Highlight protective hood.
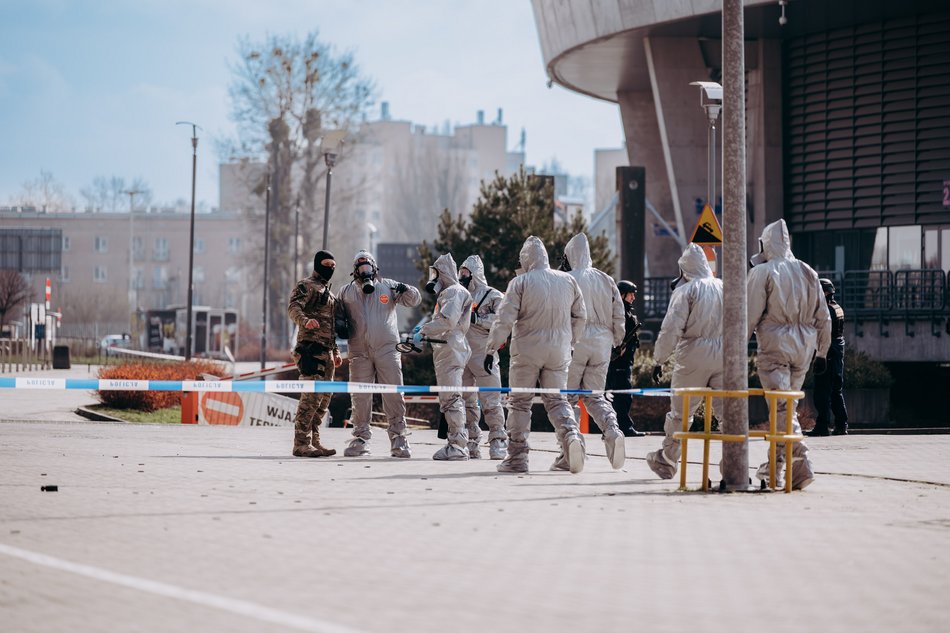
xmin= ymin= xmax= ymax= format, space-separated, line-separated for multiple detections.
xmin=460 ymin=254 xmax=488 ymax=291
xmin=519 ymin=236 xmax=550 ymax=272
xmin=678 ymin=243 xmax=713 ymax=282
xmin=759 ymin=219 xmax=794 ymax=263
xmin=564 ymin=233 xmax=593 ymax=270
xmin=431 ymin=253 xmax=459 ymax=287
xmin=353 ymin=249 xmax=378 ymax=278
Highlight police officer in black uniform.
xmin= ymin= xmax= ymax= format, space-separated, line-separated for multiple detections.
xmin=808 ymin=278 xmax=849 ymax=436
xmin=607 ymin=280 xmax=645 ymax=437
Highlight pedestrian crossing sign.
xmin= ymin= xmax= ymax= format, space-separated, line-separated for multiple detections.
xmin=690 ymin=204 xmax=723 ymax=245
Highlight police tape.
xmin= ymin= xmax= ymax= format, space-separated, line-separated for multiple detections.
xmin=0 ymin=376 xmax=670 ymax=396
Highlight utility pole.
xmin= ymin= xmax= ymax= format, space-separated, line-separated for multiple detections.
xmin=720 ymin=0 xmax=750 ymax=489
xmin=176 ymin=121 xmax=201 ymax=362
xmin=261 ymin=181 xmax=271 ymax=371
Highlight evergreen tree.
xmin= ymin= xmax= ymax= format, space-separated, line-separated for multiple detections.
xmin=418 ymin=167 xmax=613 ymax=293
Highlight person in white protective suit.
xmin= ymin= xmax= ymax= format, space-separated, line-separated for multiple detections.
xmin=747 ymin=219 xmax=830 ymax=490
xmin=339 ymin=250 xmax=421 ymax=458
xmin=458 ymin=255 xmax=508 ymax=460
xmin=553 ymin=233 xmax=627 ymax=471
xmin=646 ymin=243 xmax=724 ymax=480
xmin=418 ymin=253 xmax=474 ymax=460
xmin=486 ymin=236 xmax=587 ymax=474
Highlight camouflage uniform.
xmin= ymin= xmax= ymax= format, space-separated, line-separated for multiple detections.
xmin=288 ymin=272 xmax=339 ymax=457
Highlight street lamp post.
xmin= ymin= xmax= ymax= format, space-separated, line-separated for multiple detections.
xmin=260 ymin=181 xmax=271 ymax=371
xmin=122 ymin=187 xmax=145 ymax=332
xmin=176 ymin=121 xmax=200 ymax=362
xmin=319 ymin=131 xmax=346 ymax=250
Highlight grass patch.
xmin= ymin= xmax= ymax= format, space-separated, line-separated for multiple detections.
xmin=86 ymin=404 xmax=182 ymax=424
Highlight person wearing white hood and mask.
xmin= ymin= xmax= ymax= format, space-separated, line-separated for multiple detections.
xmin=487 ymin=236 xmax=587 ymax=474
xmin=458 ymin=255 xmax=508 ymax=460
xmin=417 ymin=253 xmax=474 ymax=460
xmin=747 ymin=218 xmax=831 ymax=490
xmin=339 ymin=250 xmax=421 ymax=458
xmin=554 ymin=233 xmax=627 ymax=471
xmin=646 ymin=243 xmax=724 ymax=480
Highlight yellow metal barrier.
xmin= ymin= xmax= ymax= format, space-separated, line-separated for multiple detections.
xmin=670 ymin=387 xmax=805 ymax=493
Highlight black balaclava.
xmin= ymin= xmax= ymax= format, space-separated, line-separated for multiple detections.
xmin=313 ymin=250 xmax=335 ymax=282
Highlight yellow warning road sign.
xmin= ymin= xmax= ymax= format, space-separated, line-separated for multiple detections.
xmin=690 ymin=204 xmax=723 ymax=245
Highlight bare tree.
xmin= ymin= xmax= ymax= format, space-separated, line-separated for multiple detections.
xmin=80 ymin=176 xmax=153 ymax=212
xmin=0 ymin=270 xmax=30 ymax=330
xmin=222 ymin=31 xmax=375 ymax=349
xmin=10 ymin=170 xmax=75 ymax=212
xmin=57 ymin=286 xmax=126 ymax=338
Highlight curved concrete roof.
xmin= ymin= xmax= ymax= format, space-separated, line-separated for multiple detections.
xmin=530 ymin=0 xmax=778 ymax=103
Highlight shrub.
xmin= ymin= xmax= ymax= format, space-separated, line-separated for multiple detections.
xmin=97 ymin=360 xmax=227 ymax=412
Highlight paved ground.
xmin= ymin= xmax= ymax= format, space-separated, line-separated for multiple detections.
xmin=2 ymin=405 xmax=949 ymax=633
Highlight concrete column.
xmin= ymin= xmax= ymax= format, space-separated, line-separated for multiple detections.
xmin=721 ymin=0 xmax=749 ymax=489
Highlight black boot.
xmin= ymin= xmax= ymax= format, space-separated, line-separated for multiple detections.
xmin=806 ymin=426 xmax=830 ymax=437
xmin=832 ymin=422 xmax=848 ymax=436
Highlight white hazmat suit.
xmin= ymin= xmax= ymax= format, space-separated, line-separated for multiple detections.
xmin=560 ymin=233 xmax=627 ymax=470
xmin=420 ymin=253 xmax=474 ymax=460
xmin=339 ymin=250 xmax=421 ymax=458
xmin=646 ymin=243 xmax=724 ymax=480
xmin=487 ymin=236 xmax=587 ymax=474
xmin=459 ymin=255 xmax=508 ymax=460
xmin=748 ymin=219 xmax=830 ymax=490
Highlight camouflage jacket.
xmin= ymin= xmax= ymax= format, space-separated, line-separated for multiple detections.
xmin=288 ymin=273 xmax=338 ymax=354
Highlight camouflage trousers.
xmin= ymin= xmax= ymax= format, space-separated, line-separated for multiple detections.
xmin=294 ymin=351 xmax=335 ymax=447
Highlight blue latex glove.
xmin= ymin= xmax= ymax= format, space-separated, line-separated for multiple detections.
xmin=412 ymin=329 xmax=424 ymax=345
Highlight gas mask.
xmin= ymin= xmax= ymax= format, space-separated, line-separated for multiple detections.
xmin=425 ymin=267 xmax=440 ymax=295
xmin=670 ymin=269 xmax=684 ymax=291
xmin=356 ymin=261 xmax=376 ymax=294
xmin=459 ymin=269 xmax=472 ymax=289
xmin=749 ymin=239 xmax=766 ymax=268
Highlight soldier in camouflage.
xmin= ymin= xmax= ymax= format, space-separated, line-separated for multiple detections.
xmin=287 ymin=250 xmax=343 ymax=457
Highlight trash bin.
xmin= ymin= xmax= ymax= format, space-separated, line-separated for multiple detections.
xmin=52 ymin=345 xmax=71 ymax=370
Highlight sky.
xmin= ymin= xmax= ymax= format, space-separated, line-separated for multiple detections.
xmin=0 ymin=0 xmax=625 ymax=211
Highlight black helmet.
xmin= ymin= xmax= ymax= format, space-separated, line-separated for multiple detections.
xmin=819 ymin=278 xmax=835 ymax=295
xmin=617 ymin=280 xmax=638 ymax=294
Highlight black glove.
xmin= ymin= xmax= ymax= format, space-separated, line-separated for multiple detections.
xmin=813 ymin=356 xmax=827 ymax=375
xmin=483 ymin=354 xmax=494 ymax=373
xmin=652 ymin=364 xmax=663 ymax=385
xmin=393 ymin=282 xmax=407 ymax=294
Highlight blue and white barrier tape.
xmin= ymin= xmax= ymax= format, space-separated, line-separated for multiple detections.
xmin=0 ymin=376 xmax=670 ymax=396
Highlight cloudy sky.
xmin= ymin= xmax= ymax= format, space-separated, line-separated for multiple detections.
xmin=0 ymin=0 xmax=624 ymax=210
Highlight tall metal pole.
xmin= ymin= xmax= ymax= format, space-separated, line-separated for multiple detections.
xmin=721 ymin=0 xmax=750 ymax=489
xmin=123 ymin=188 xmax=144 ymax=329
xmin=260 ymin=181 xmax=271 ymax=371
xmin=708 ymin=121 xmax=717 ymax=208
xmin=321 ymin=157 xmax=334 ymax=250
xmin=177 ymin=122 xmax=200 ymax=362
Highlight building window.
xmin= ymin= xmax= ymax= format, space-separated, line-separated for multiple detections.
xmin=95 ymin=236 xmax=108 ymax=253
xmin=154 ymin=237 xmax=169 ymax=261
xmin=888 ymin=226 xmax=921 ymax=271
xmin=194 ymin=238 xmax=205 ymax=254
xmin=152 ymin=267 xmax=167 ymax=290
xmin=194 ymin=266 xmax=205 ymax=283
xmin=62 ymin=236 xmax=70 ymax=251
xmin=228 ymin=237 xmax=241 ymax=254
xmin=133 ymin=236 xmax=144 ymax=261
xmin=94 ymin=266 xmax=108 ymax=282
xmin=59 ymin=266 xmax=70 ymax=283
xmin=133 ymin=267 xmax=145 ymax=290
xmin=225 ymin=266 xmax=241 ymax=283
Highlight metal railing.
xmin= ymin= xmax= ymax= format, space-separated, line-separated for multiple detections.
xmin=641 ymin=268 xmax=950 ymax=337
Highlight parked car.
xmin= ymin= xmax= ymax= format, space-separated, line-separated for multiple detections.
xmin=100 ymin=333 xmax=132 ymax=354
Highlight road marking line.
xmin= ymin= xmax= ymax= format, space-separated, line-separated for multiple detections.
xmin=0 ymin=543 xmax=368 ymax=633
